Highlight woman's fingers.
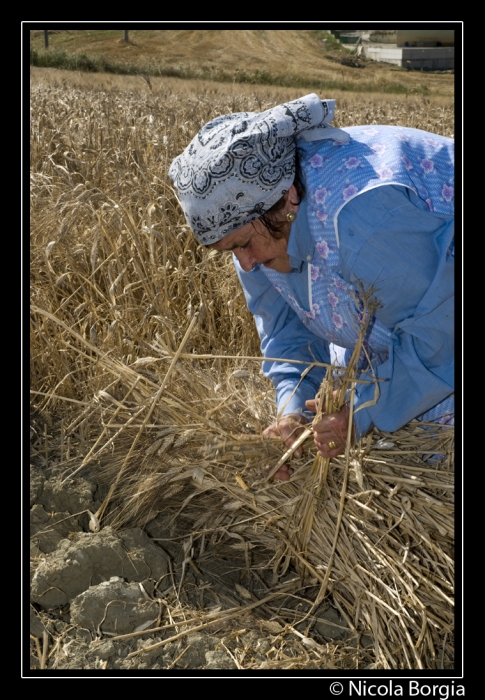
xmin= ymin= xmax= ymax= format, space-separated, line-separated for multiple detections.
xmin=263 ymin=414 xmax=308 ymax=458
xmin=305 ymin=399 xmax=317 ymax=412
xmin=265 ymin=463 xmax=293 ymax=481
xmin=262 ymin=415 xmax=308 ymax=478
xmin=312 ymin=404 xmax=350 ymax=457
xmin=262 ymin=404 xmax=351 ymax=473
xmin=305 ymin=390 xmax=338 ymax=415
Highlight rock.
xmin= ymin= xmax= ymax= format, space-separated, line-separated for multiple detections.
xmin=71 ymin=578 xmax=160 ymax=636
xmin=31 ymin=527 xmax=170 ymax=609
xmin=37 ymin=475 xmax=97 ymax=514
xmin=256 ymin=638 xmax=271 ymax=653
xmin=52 ymin=640 xmax=91 ymax=669
xmin=30 ymin=504 xmax=80 ymax=554
xmin=30 ymin=605 xmax=47 ymax=638
xmin=180 ymin=633 xmax=218 ymax=668
xmin=87 ymin=640 xmax=116 ymax=660
xmin=204 ymin=649 xmax=237 ymax=670
xmin=118 ymin=528 xmax=170 ymax=580
xmin=131 ymin=637 xmax=165 ymax=665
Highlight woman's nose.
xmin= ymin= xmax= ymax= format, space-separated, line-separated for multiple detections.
xmin=234 ymin=249 xmax=255 ymax=272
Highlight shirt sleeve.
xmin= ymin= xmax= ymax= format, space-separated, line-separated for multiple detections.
xmin=337 ymin=185 xmax=454 ymax=438
xmin=233 ymin=256 xmax=330 ymax=419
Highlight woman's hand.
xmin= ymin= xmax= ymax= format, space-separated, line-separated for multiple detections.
xmin=305 ymin=399 xmax=351 ymax=458
xmin=262 ymin=414 xmax=309 ymax=481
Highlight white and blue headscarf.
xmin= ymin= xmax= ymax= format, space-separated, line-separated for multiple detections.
xmin=168 ymin=94 xmax=349 ymax=245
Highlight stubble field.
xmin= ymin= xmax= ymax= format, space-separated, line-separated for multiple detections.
xmin=29 ymin=66 xmax=455 ymax=673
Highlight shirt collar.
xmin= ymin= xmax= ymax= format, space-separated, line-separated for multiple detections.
xmin=287 ymin=197 xmax=314 ymax=272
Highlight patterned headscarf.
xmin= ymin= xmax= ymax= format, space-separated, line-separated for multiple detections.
xmin=168 ymin=94 xmax=348 ymax=245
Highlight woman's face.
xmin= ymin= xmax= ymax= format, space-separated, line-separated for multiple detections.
xmin=211 ymin=218 xmax=292 ymax=273
xmin=210 ymin=185 xmax=298 ymax=273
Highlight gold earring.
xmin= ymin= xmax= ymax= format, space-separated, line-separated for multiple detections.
xmin=286 ymin=211 xmax=296 ymax=223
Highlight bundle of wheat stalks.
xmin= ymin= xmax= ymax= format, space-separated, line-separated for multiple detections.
xmin=30 ymin=78 xmax=454 ymax=670
xmin=31 ymin=262 xmax=455 ymax=670
xmin=50 ymin=315 xmax=454 ymax=670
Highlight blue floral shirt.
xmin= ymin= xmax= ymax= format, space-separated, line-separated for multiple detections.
xmin=234 ymin=184 xmax=454 ymax=438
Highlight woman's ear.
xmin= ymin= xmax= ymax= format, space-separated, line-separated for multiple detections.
xmin=285 ymin=183 xmax=300 ymax=210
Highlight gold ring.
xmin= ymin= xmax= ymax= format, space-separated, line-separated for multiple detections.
xmin=328 ymin=441 xmax=337 ymax=449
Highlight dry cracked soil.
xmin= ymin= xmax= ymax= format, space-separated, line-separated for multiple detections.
xmin=28 ymin=424 xmax=352 ymax=675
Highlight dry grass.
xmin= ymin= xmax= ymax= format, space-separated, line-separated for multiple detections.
xmin=29 ymin=71 xmax=455 ymax=670
xmin=29 ymin=29 xmax=455 ymax=97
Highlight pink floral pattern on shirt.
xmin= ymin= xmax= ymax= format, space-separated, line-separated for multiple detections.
xmin=333 ymin=277 xmax=347 ymax=291
xmin=306 ymin=303 xmax=320 ymax=320
xmin=377 ymin=167 xmax=393 ymax=179
xmin=310 ymin=153 xmax=323 ymax=168
xmin=315 ymin=188 xmax=328 ymax=204
xmin=332 ymin=312 xmax=344 ymax=329
xmin=442 ymin=184 xmax=453 ymax=202
xmin=343 ymin=185 xmax=358 ymax=200
xmin=421 ymin=159 xmax=434 ymax=174
xmin=345 ymin=157 xmax=361 ymax=169
xmin=402 ymin=155 xmax=414 ymax=170
xmin=316 ymin=241 xmax=329 ymax=258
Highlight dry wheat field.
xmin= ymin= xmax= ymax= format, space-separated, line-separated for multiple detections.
xmin=29 ymin=69 xmax=456 ymax=672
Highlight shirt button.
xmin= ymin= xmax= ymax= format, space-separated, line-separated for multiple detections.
xmin=306 ymin=255 xmax=312 ymax=261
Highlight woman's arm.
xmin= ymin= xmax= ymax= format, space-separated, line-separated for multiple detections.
xmin=337 ymin=184 xmax=454 ymax=438
xmin=233 ymin=257 xmax=330 ymax=418
xmin=234 ymin=258 xmax=332 ymax=479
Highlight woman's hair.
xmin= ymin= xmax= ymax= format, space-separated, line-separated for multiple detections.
xmin=257 ymin=150 xmax=305 ymax=240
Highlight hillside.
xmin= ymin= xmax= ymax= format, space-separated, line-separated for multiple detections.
xmin=29 ymin=29 xmax=454 ymax=97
